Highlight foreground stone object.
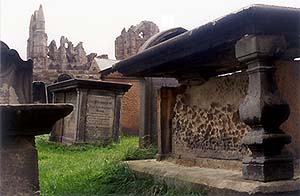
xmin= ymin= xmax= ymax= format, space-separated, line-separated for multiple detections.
xmin=0 ymin=104 xmax=73 ymax=196
xmin=48 ymin=78 xmax=131 ymax=144
xmin=236 ymin=35 xmax=293 ymax=181
xmin=0 ymin=41 xmax=73 ymax=196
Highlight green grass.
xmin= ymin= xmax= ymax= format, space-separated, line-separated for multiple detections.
xmin=37 ymin=135 xmax=206 ymax=196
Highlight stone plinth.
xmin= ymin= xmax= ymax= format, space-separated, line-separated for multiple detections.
xmin=48 ymin=79 xmax=131 ymax=144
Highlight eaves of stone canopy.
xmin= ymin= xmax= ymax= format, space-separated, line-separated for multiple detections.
xmin=110 ymin=4 xmax=300 ymax=79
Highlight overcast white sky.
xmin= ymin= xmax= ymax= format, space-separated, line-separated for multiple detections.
xmin=1 ymin=0 xmax=299 ymax=60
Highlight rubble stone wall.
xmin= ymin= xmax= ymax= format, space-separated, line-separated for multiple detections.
xmin=171 ymin=60 xmax=300 ymax=167
xmin=172 ymin=73 xmax=251 ymax=160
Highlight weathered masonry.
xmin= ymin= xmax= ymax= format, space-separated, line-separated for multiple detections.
xmin=108 ymin=4 xmax=300 ymax=195
xmin=48 ymin=79 xmax=131 ymax=144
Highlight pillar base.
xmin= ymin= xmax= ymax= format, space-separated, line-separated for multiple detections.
xmin=156 ymin=153 xmax=170 ymax=161
xmin=242 ymin=155 xmax=293 ymax=182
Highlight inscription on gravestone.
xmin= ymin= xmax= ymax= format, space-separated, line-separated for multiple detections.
xmin=86 ymin=95 xmax=115 ymax=139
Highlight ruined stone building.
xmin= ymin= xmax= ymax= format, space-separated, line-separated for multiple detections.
xmin=115 ymin=21 xmax=159 ymax=60
xmin=27 ymin=5 xmax=47 ymax=70
xmin=27 ymin=5 xmax=101 ymax=83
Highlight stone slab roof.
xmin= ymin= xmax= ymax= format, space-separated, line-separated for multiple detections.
xmin=109 ymin=5 xmax=300 ymax=79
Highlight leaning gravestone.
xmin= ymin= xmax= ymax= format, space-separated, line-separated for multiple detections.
xmin=0 ymin=41 xmax=73 ymax=196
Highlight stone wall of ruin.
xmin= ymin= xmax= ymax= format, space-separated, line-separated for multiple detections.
xmin=115 ymin=21 xmax=159 ymax=60
xmin=31 ymin=36 xmax=100 ymax=84
xmin=28 ymin=6 xmax=100 ymax=84
xmin=33 ymin=69 xmax=99 ymax=84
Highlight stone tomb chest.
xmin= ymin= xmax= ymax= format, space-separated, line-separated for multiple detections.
xmin=108 ymin=5 xmax=300 ymax=183
xmin=48 ymin=79 xmax=131 ymax=144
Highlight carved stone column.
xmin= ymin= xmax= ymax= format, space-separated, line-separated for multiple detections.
xmin=236 ymin=35 xmax=293 ymax=182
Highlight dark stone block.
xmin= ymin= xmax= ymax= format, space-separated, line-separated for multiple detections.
xmin=32 ymin=81 xmax=47 ymax=103
xmin=242 ymin=156 xmax=294 ymax=182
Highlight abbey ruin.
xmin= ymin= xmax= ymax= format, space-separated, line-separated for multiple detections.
xmin=115 ymin=21 xmax=159 ymax=60
xmin=27 ymin=5 xmax=100 ymax=83
xmin=27 ymin=5 xmax=161 ymax=136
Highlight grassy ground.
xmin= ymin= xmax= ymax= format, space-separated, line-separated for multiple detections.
xmin=37 ymin=135 xmax=206 ymax=196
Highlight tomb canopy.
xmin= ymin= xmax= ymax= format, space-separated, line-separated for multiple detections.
xmin=108 ymin=4 xmax=300 ymax=183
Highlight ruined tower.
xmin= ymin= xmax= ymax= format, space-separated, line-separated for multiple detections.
xmin=115 ymin=21 xmax=159 ymax=60
xmin=27 ymin=5 xmax=48 ymax=69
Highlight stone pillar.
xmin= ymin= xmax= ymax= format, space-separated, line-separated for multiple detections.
xmin=139 ymin=77 xmax=153 ymax=147
xmin=75 ymin=88 xmax=88 ymax=142
xmin=156 ymin=88 xmax=174 ymax=161
xmin=236 ymin=35 xmax=293 ymax=181
xmin=113 ymin=95 xmax=122 ymax=142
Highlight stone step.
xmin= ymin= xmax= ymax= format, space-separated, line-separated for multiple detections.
xmin=126 ymin=159 xmax=300 ymax=196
